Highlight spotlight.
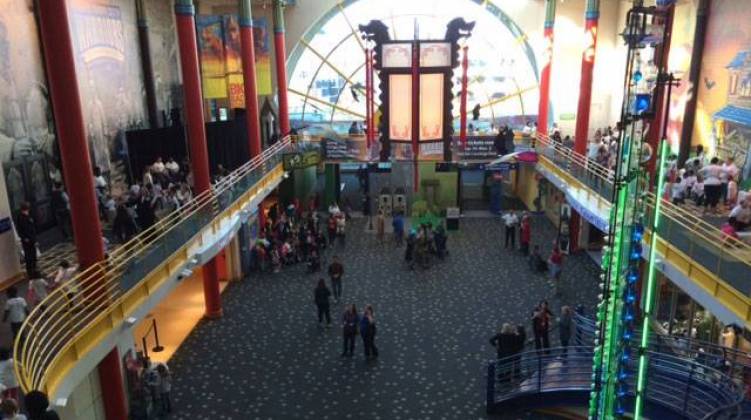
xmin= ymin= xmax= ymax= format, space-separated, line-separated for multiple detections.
xmin=283 ymin=172 xmax=290 ymax=179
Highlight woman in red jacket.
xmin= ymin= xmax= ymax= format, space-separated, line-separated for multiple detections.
xmin=519 ymin=214 xmax=531 ymax=255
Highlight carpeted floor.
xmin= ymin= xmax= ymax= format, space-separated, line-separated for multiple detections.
xmin=166 ymin=216 xmax=601 ymax=419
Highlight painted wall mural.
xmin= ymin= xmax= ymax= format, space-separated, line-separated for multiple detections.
xmin=0 ymin=0 xmax=55 ymax=163
xmin=144 ymin=0 xmax=183 ymax=117
xmin=694 ymin=0 xmax=751 ymax=186
xmin=665 ymin=0 xmax=696 ymax=153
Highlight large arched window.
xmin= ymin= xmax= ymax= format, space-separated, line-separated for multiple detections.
xmin=287 ymin=0 xmax=540 ymax=135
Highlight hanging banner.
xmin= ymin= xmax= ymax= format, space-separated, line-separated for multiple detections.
xmin=197 ymin=15 xmax=228 ymax=99
xmin=222 ymin=15 xmax=273 ymax=106
xmin=252 ymin=17 xmax=272 ymax=96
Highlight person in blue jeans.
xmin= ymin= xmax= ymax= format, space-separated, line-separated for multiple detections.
xmin=341 ymin=304 xmax=359 ymax=357
xmin=392 ymin=212 xmax=404 ymax=246
xmin=360 ymin=304 xmax=379 ymax=360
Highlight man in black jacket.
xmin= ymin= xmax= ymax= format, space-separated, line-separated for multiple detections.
xmin=17 ymin=202 xmax=37 ymax=276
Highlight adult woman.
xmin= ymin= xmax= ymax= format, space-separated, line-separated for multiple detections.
xmin=559 ymin=306 xmax=573 ymax=353
xmin=314 ymin=279 xmax=332 ymax=327
xmin=532 ymin=301 xmax=553 ymax=351
xmin=700 ymin=157 xmax=724 ymax=215
xmin=489 ymin=323 xmax=517 ymax=380
xmin=549 ymin=246 xmax=564 ymax=295
xmin=519 ymin=214 xmax=531 ymax=255
xmin=360 ymin=305 xmax=379 ymax=359
xmin=341 ymin=304 xmax=359 ymax=357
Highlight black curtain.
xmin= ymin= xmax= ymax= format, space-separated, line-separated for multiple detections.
xmin=125 ymin=114 xmax=251 ymax=184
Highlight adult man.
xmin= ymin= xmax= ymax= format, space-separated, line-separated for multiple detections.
xmin=502 ymin=211 xmax=519 ymax=250
xmin=17 ymin=202 xmax=37 ymax=276
xmin=328 ymin=256 xmax=344 ymax=302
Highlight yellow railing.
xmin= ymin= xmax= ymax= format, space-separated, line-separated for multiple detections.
xmin=14 ymin=137 xmax=294 ymax=396
xmin=534 ymin=133 xmax=751 ymax=315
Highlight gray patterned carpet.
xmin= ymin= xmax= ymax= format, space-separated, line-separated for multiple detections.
xmin=166 ymin=216 xmax=601 ymax=419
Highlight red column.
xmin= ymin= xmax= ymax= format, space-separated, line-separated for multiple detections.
xmin=411 ymin=41 xmax=420 ymax=192
xmin=537 ymin=0 xmax=557 ymax=137
xmin=365 ymin=47 xmax=372 ymax=148
xmin=570 ymin=2 xmax=600 ymax=252
xmin=37 ymin=1 xmax=127 ymax=418
xmin=460 ymin=46 xmax=469 ymax=147
xmin=573 ymin=20 xmax=599 ymax=154
xmin=175 ymin=0 xmax=222 ymax=318
xmin=273 ymin=0 xmax=290 ymax=137
xmin=239 ymin=0 xmax=262 ymax=158
xmin=644 ymin=5 xmax=675 ymax=181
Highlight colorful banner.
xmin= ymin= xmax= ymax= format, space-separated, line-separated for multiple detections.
xmin=197 ymin=15 xmax=272 ymax=102
xmin=197 ymin=15 xmax=227 ymax=99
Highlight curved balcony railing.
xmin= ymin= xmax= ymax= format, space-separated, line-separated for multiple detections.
xmin=486 ymin=346 xmax=744 ymax=419
xmin=14 ymin=137 xmax=295 ymax=396
xmin=573 ymin=313 xmax=751 ymax=380
xmin=534 ymin=133 xmax=751 ymax=297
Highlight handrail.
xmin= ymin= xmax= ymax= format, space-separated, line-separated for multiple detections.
xmin=14 ymin=137 xmax=296 ymax=395
xmin=573 ymin=313 xmax=751 ymax=372
xmin=487 ymin=345 xmax=744 ymax=419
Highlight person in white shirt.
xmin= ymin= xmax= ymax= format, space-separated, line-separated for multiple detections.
xmin=729 ymin=200 xmax=751 ymax=230
xmin=151 ymin=157 xmax=166 ymax=174
xmin=671 ymin=177 xmax=686 ymax=204
xmin=722 ymin=156 xmax=739 ymax=204
xmin=502 ymin=211 xmax=519 ymax=249
xmin=0 ymin=348 xmax=19 ymax=403
xmin=0 ymin=397 xmax=26 ymax=420
xmin=165 ymin=157 xmax=180 ymax=175
xmin=699 ymin=157 xmax=724 ymax=214
xmin=692 ymin=178 xmax=705 ymax=206
xmin=28 ymin=271 xmax=49 ymax=308
xmin=3 ymin=287 xmax=28 ymax=340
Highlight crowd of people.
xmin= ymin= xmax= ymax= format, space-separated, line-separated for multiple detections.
xmin=402 ymin=220 xmax=448 ymax=270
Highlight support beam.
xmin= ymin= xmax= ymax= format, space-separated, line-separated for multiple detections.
xmin=678 ymin=0 xmax=709 ymax=167
xmin=273 ymin=0 xmax=291 ymax=136
xmin=36 ymin=1 xmax=127 ymax=418
xmin=136 ymin=0 xmax=159 ymax=128
xmin=239 ymin=0 xmax=262 ymax=158
xmin=175 ymin=0 xmax=222 ymax=318
xmin=537 ymin=0 xmax=557 ymax=137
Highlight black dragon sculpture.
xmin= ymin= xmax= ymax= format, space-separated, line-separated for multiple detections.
xmin=358 ymin=20 xmax=391 ymax=160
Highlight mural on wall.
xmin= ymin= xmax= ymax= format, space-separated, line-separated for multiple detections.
xmin=0 ymin=0 xmax=55 ymax=163
xmin=694 ymin=0 xmax=751 ymax=186
xmin=70 ymin=0 xmax=146 ymax=174
xmin=145 ymin=0 xmax=183 ymax=117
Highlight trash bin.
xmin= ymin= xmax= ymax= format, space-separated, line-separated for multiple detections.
xmin=446 ymin=207 xmax=460 ymax=231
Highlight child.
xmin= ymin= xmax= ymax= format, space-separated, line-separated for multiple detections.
xmin=528 ymin=245 xmax=547 ymax=274
xmin=3 ymin=288 xmax=28 ymax=340
xmin=0 ymin=348 xmax=19 ymax=401
xmin=0 ymin=398 xmax=26 ymax=420
xmin=671 ymin=176 xmax=685 ymax=204
xmin=692 ymin=177 xmax=705 ymax=206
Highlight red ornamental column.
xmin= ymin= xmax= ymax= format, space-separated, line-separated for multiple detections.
xmin=175 ymin=0 xmax=223 ymax=318
xmin=573 ymin=0 xmax=600 ymax=156
xmin=460 ymin=46 xmax=469 ymax=147
xmin=570 ymin=0 xmax=600 ymax=252
xmin=644 ymin=4 xmax=675 ymax=181
xmin=365 ymin=48 xmax=373 ymax=150
xmin=537 ymin=0 xmax=557 ymax=137
xmin=273 ymin=0 xmax=291 ymax=137
xmin=37 ymin=1 xmax=127 ymax=419
xmin=239 ymin=0 xmax=262 ymax=158
xmin=411 ymin=41 xmax=420 ymax=192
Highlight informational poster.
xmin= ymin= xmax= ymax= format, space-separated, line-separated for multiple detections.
xmin=457 ymin=136 xmax=497 ymax=160
xmin=389 ymin=75 xmax=412 ymax=140
xmin=419 ymin=73 xmax=444 ymax=141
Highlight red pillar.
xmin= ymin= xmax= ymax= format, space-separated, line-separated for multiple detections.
xmin=273 ymin=0 xmax=290 ymax=137
xmin=460 ymin=46 xmax=469 ymax=147
xmin=175 ymin=0 xmax=222 ymax=318
xmin=537 ymin=0 xmax=557 ymax=137
xmin=570 ymin=1 xmax=600 ymax=252
xmin=365 ymin=47 xmax=372 ymax=148
xmin=239 ymin=0 xmax=262 ymax=158
xmin=37 ymin=1 xmax=127 ymax=418
xmin=411 ymin=41 xmax=420 ymax=192
xmin=573 ymin=3 xmax=600 ymax=156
